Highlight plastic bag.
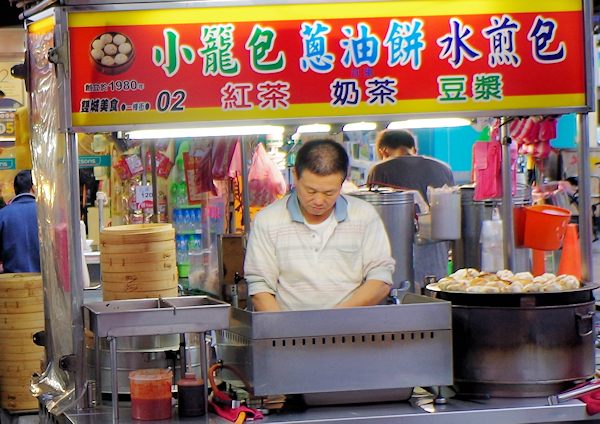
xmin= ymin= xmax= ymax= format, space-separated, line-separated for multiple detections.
xmin=472 ymin=141 xmax=517 ymax=200
xmin=183 ymin=140 xmax=217 ymax=203
xmin=212 ymin=137 xmax=239 ymax=180
xmin=248 ymin=143 xmax=287 ymax=206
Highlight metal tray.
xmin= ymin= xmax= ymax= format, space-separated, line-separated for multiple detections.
xmin=85 ymin=295 xmax=230 ymax=337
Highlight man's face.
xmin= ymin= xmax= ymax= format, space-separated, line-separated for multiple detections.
xmin=293 ymin=169 xmax=344 ymax=223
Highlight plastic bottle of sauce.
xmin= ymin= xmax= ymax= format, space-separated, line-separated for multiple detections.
xmin=177 ymin=372 xmax=206 ymax=417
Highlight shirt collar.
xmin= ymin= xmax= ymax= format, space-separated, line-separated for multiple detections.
xmin=286 ymin=190 xmax=348 ymax=223
xmin=10 ymin=193 xmax=35 ymax=203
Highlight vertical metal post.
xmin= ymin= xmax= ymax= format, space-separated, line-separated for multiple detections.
xmin=499 ymin=118 xmax=516 ymax=270
xmin=240 ymin=137 xmax=252 ymax=238
xmin=66 ymin=132 xmax=87 ymax=411
xmin=576 ymin=113 xmax=593 ymax=282
xmin=200 ymin=332 xmax=209 ymax=417
xmin=94 ymin=335 xmax=102 ymax=406
xmin=109 ymin=336 xmax=119 ymax=422
xmin=150 ymin=142 xmax=159 ymax=222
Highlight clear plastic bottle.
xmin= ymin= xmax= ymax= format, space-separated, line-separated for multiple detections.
xmin=480 ymin=219 xmax=504 ymax=272
xmin=182 ymin=209 xmax=191 ymax=233
xmin=193 ymin=208 xmax=202 ymax=232
xmin=176 ymin=235 xmax=189 ymax=264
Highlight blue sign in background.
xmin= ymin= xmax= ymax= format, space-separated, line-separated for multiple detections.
xmin=78 ymin=155 xmax=111 ymax=168
xmin=0 ymin=158 xmax=16 ymax=170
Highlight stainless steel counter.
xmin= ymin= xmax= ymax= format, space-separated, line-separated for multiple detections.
xmin=64 ymin=396 xmax=600 ymax=424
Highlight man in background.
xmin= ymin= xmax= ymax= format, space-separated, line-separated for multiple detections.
xmin=0 ymin=170 xmax=41 ymax=273
xmin=368 ymin=129 xmax=454 ymax=284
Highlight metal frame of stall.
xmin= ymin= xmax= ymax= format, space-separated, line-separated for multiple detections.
xmin=17 ymin=0 xmax=596 ymax=421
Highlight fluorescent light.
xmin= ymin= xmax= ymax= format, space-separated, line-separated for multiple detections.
xmin=388 ymin=118 xmax=471 ymax=129
xmin=126 ymin=125 xmax=285 ymax=139
xmin=343 ymin=122 xmax=377 ymax=132
xmin=296 ymin=124 xmax=331 ymax=134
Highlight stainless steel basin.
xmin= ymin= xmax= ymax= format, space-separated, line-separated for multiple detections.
xmin=84 ymin=295 xmax=230 ymax=337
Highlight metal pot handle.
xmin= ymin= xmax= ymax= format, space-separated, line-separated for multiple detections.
xmin=576 ymin=312 xmax=595 ymax=337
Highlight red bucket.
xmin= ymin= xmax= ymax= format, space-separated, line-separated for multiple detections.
xmin=523 ymin=204 xmax=571 ymax=251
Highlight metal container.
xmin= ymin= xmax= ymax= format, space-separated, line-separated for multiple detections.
xmin=427 ymin=285 xmax=597 ymax=397
xmin=454 ymin=185 xmax=531 ymax=272
xmin=347 ymin=190 xmax=415 ymax=286
xmin=216 ymin=294 xmax=452 ymax=404
xmin=86 ymin=334 xmax=202 ymax=394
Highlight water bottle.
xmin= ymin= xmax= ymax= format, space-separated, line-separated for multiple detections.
xmin=182 ymin=209 xmax=191 ymax=233
xmin=480 ymin=219 xmax=504 ymax=272
xmin=172 ymin=209 xmax=180 ymax=233
xmin=193 ymin=208 xmax=202 ymax=232
xmin=176 ymin=235 xmax=189 ymax=264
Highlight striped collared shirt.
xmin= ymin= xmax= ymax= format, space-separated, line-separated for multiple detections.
xmin=244 ymin=192 xmax=395 ymax=310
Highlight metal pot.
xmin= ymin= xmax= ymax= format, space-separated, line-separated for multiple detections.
xmin=427 ymin=285 xmax=597 ymax=397
xmin=347 ymin=189 xmax=415 ymax=286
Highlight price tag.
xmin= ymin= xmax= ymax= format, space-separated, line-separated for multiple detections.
xmin=134 ymin=185 xmax=153 ymax=209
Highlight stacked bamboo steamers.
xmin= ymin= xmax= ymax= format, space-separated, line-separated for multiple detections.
xmin=100 ymin=224 xmax=178 ymax=300
xmin=0 ymin=273 xmax=44 ymax=411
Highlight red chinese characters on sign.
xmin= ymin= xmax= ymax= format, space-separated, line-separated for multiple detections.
xmin=68 ymin=8 xmax=586 ymax=126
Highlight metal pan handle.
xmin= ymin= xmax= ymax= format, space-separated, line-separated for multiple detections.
xmin=576 ymin=311 xmax=595 ymax=337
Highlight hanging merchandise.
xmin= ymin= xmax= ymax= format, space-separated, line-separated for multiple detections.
xmin=248 ymin=143 xmax=287 ymax=207
xmin=183 ymin=139 xmax=217 ymax=203
xmin=509 ymin=116 xmax=558 ymax=160
xmin=211 ymin=137 xmax=239 ymax=180
xmin=473 ymin=123 xmax=518 ymax=201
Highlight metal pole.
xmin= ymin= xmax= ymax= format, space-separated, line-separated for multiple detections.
xmin=240 ymin=137 xmax=252 ymax=238
xmin=109 ymin=336 xmax=119 ymax=422
xmin=499 ymin=117 xmax=516 ymax=270
xmin=150 ymin=142 xmax=160 ymax=222
xmin=576 ymin=113 xmax=593 ymax=282
xmin=66 ymin=132 xmax=87 ymax=411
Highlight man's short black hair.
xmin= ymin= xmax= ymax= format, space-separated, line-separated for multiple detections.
xmin=14 ymin=169 xmax=33 ymax=195
xmin=376 ymin=129 xmax=416 ymax=151
xmin=294 ymin=139 xmax=349 ymax=181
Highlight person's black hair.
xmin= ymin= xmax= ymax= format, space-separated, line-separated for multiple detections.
xmin=14 ymin=169 xmax=33 ymax=195
xmin=294 ymin=139 xmax=349 ymax=180
xmin=376 ymin=129 xmax=416 ymax=151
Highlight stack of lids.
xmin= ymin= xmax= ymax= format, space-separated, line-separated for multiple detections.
xmin=100 ymin=224 xmax=178 ymax=301
xmin=0 ymin=273 xmax=44 ymax=411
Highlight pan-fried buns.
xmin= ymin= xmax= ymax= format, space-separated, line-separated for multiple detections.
xmin=431 ymin=268 xmax=581 ymax=293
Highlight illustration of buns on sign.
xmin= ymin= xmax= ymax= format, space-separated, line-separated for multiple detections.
xmin=90 ymin=32 xmax=135 ymax=75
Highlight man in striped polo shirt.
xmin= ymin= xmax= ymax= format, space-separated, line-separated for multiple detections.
xmin=244 ymin=139 xmax=395 ymax=311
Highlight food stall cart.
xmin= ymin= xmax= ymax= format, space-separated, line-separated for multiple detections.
xmin=14 ymin=0 xmax=598 ymax=422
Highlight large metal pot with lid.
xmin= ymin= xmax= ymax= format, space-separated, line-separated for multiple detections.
xmin=426 ymin=283 xmax=597 ymax=397
xmin=347 ymin=189 xmax=415 ymax=287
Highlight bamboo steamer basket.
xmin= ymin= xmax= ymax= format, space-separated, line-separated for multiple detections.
xmin=101 ymin=269 xmax=178 ymax=283
xmin=99 ymin=240 xmax=175 ymax=254
xmin=0 ymin=273 xmax=44 ymax=411
xmin=101 ymin=258 xmax=176 ymax=273
xmin=103 ymin=287 xmax=179 ymax=301
xmin=103 ymin=279 xmax=179 ymax=293
xmin=101 ymin=249 xmax=175 ymax=264
xmin=100 ymin=224 xmax=178 ymax=301
xmin=100 ymin=224 xmax=175 ymax=244
xmin=1 ymin=389 xmax=39 ymax=411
